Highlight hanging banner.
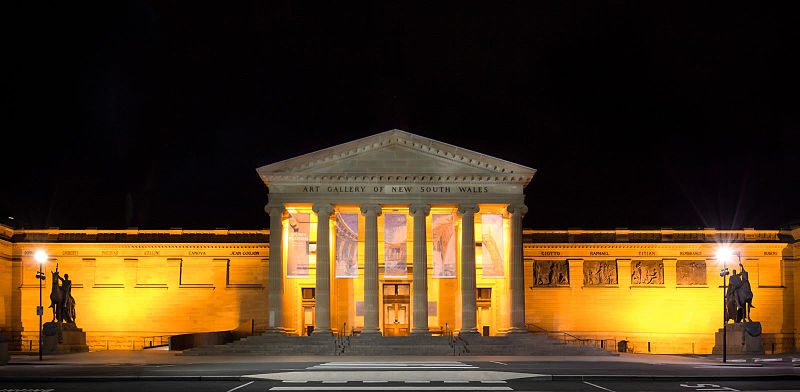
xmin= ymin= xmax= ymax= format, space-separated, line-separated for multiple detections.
xmin=383 ymin=213 xmax=407 ymax=278
xmin=432 ymin=214 xmax=456 ymax=278
xmin=335 ymin=212 xmax=359 ymax=278
xmin=481 ymin=214 xmax=505 ymax=278
xmin=286 ymin=212 xmax=310 ymax=278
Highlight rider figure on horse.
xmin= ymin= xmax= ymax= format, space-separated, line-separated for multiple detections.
xmin=49 ymin=265 xmax=76 ymax=324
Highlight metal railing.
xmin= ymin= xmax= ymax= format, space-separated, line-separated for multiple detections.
xmin=443 ymin=323 xmax=469 ymax=356
xmin=527 ymin=324 xmax=617 ymax=352
xmin=333 ymin=322 xmax=350 ymax=355
xmin=143 ymin=335 xmax=171 ymax=349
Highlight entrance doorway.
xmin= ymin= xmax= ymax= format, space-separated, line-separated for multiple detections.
xmin=301 ymin=287 xmax=315 ymax=336
xmin=477 ymin=287 xmax=491 ymax=336
xmin=383 ymin=284 xmax=410 ymax=336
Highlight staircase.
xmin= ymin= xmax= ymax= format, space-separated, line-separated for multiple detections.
xmin=180 ymin=332 xmax=614 ymax=356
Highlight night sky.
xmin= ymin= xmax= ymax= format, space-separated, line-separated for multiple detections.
xmin=3 ymin=2 xmax=799 ymax=231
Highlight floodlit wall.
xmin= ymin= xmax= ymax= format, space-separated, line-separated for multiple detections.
xmin=10 ymin=229 xmax=269 ymax=351
xmin=3 ymin=225 xmax=797 ymax=354
xmin=523 ymin=235 xmax=797 ymax=354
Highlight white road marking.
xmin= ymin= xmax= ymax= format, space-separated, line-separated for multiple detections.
xmin=443 ymin=381 xmax=469 ymax=383
xmin=405 ymin=381 xmax=430 ymax=383
xmin=322 ymin=381 xmax=346 ymax=383
xmin=482 ymin=380 xmax=508 ymax=383
xmin=792 ymin=358 xmax=800 ymax=362
xmin=269 ymin=388 xmax=512 ymax=391
xmin=308 ymin=361 xmax=476 ymax=370
xmin=225 ymin=381 xmax=254 ymax=392
xmin=490 ymin=361 xmax=508 ymax=365
xmin=584 ymin=380 xmax=616 ymax=392
xmin=694 ymin=365 xmax=765 ymax=369
xmin=282 ymin=380 xmax=307 ymax=383
xmin=726 ymin=359 xmax=747 ymax=363
xmin=362 ymin=381 xmax=387 ymax=383
xmin=754 ymin=358 xmax=783 ymax=362
xmin=246 ymin=370 xmax=543 ymax=382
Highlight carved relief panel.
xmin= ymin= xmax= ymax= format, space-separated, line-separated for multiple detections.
xmin=532 ymin=260 xmax=569 ymax=286
xmin=676 ymin=260 xmax=707 ymax=285
xmin=583 ymin=260 xmax=618 ymax=285
xmin=630 ymin=260 xmax=664 ymax=285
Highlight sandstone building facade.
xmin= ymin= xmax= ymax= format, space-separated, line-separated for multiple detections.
xmin=1 ymin=130 xmax=798 ymax=353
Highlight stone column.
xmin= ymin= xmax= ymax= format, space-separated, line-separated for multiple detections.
xmin=458 ymin=204 xmax=480 ymax=335
xmin=360 ymin=204 xmax=382 ymax=335
xmin=266 ymin=205 xmax=285 ymax=334
xmin=409 ymin=204 xmax=431 ymax=335
xmin=312 ymin=203 xmax=334 ymax=334
xmin=506 ymin=204 xmax=528 ymax=333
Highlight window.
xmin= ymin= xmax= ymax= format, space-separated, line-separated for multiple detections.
xmin=477 ymin=288 xmax=491 ymax=301
xmin=302 ymin=288 xmax=316 ymax=300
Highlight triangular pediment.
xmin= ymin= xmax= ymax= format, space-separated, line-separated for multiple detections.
xmin=256 ymin=129 xmax=536 ymax=185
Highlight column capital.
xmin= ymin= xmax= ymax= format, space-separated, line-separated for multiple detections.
xmin=360 ymin=204 xmax=382 ymax=216
xmin=408 ymin=204 xmax=431 ymax=216
xmin=312 ymin=203 xmax=334 ymax=217
xmin=456 ymin=204 xmax=480 ymax=216
xmin=507 ymin=204 xmax=528 ymax=216
xmin=265 ymin=204 xmax=285 ymax=216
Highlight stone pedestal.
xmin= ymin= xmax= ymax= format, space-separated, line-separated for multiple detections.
xmin=712 ymin=322 xmax=765 ymax=355
xmin=43 ymin=322 xmax=89 ymax=354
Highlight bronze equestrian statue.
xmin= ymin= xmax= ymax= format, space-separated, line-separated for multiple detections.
xmin=725 ymin=262 xmax=755 ymax=323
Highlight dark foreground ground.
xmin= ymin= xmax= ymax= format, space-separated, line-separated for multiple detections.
xmin=1 ymin=351 xmax=798 ymax=391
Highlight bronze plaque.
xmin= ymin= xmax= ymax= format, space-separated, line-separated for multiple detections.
xmin=583 ymin=260 xmax=617 ymax=285
xmin=532 ymin=260 xmax=569 ymax=286
xmin=631 ymin=260 xmax=664 ymax=285
xmin=676 ymin=260 xmax=706 ymax=285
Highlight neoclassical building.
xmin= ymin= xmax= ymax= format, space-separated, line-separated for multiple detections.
xmin=1 ymin=130 xmax=798 ymax=354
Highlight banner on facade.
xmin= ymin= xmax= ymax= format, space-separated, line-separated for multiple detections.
xmin=481 ymin=214 xmax=505 ymax=278
xmin=335 ymin=212 xmax=359 ymax=278
xmin=383 ymin=213 xmax=407 ymax=278
xmin=286 ymin=212 xmax=310 ymax=278
xmin=432 ymin=214 xmax=456 ymax=278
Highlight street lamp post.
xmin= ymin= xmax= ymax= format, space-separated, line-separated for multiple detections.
xmin=33 ymin=250 xmax=48 ymax=361
xmin=716 ymin=246 xmax=738 ymax=364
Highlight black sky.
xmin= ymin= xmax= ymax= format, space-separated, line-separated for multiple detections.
xmin=3 ymin=2 xmax=799 ymax=231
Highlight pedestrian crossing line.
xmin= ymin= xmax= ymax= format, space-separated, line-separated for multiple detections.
xmin=405 ymin=381 xmax=430 ymax=383
xmin=362 ymin=381 xmax=387 ymax=383
xmin=482 ymin=381 xmax=508 ymax=383
xmin=321 ymin=381 xmax=347 ymax=383
xmin=282 ymin=381 xmax=307 ymax=383
xmin=443 ymin=381 xmax=469 ymax=383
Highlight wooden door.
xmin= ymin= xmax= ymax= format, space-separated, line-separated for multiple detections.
xmin=382 ymin=284 xmax=410 ymax=336
xmin=383 ymin=303 xmax=409 ymax=336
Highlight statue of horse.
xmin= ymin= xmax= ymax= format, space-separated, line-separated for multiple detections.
xmin=49 ymin=270 xmax=64 ymax=322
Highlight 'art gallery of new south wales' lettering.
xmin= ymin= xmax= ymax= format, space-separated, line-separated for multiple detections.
xmin=1 ymin=130 xmax=798 ymax=354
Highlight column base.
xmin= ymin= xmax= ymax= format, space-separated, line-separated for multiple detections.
xmin=263 ymin=327 xmax=286 ymax=335
xmin=360 ymin=329 xmax=382 ymax=336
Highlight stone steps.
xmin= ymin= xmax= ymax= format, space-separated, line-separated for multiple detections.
xmin=180 ymin=332 xmax=615 ymax=356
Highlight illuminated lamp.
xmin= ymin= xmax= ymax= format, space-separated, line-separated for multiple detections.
xmin=33 ymin=250 xmax=48 ymax=361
